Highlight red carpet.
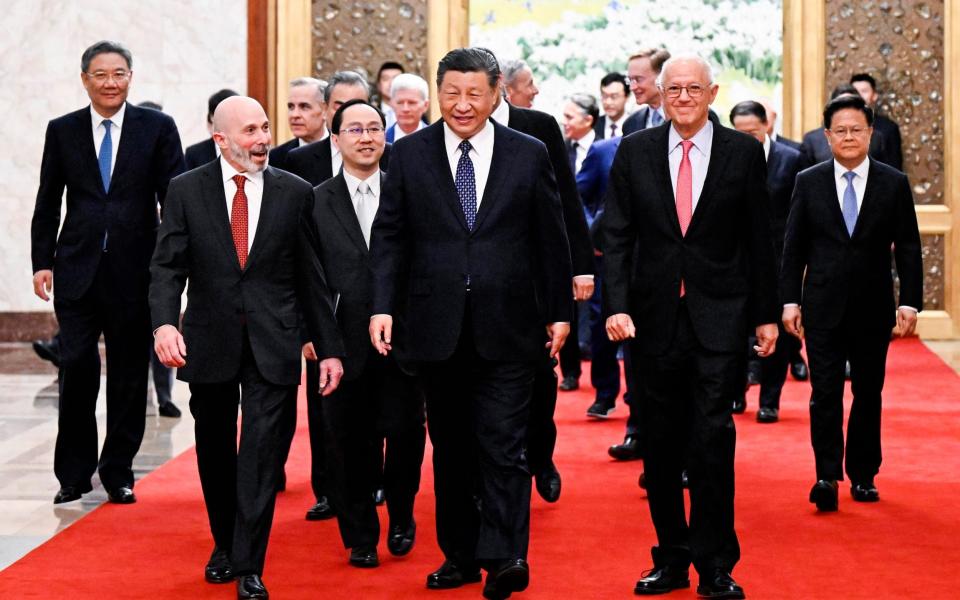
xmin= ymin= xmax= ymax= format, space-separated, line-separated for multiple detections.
xmin=2 ymin=337 xmax=959 ymax=598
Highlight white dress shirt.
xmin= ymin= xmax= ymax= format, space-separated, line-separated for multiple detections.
xmin=220 ymin=157 xmax=264 ymax=252
xmin=382 ymin=104 xmax=397 ymax=129
xmin=443 ymin=120 xmax=494 ymax=208
xmin=331 ymin=137 xmax=343 ymax=176
xmin=603 ymin=113 xmax=629 ymax=138
xmin=833 ymin=156 xmax=869 ymax=213
xmin=762 ymin=135 xmax=771 ymax=161
xmin=91 ymin=102 xmax=126 ymax=177
xmin=491 ymin=98 xmax=511 ymax=126
xmin=668 ymin=120 xmax=714 ymax=212
xmin=343 ymin=169 xmax=381 ymax=247
xmin=393 ymin=120 xmax=427 ymax=142
xmin=572 ymin=129 xmax=596 ymax=174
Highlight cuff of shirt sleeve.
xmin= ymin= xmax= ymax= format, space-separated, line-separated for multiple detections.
xmin=898 ymin=305 xmax=918 ymax=313
xmin=574 ymin=274 xmax=594 ymax=280
xmin=783 ymin=303 xmax=800 ymax=309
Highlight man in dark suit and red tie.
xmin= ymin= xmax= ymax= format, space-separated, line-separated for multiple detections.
xmin=369 ymin=48 xmax=573 ymax=600
xmin=31 ymin=40 xmax=185 ymax=506
xmin=781 ymin=94 xmax=922 ymax=512
xmin=603 ymin=56 xmax=779 ymax=599
xmin=150 ymin=96 xmax=344 ymax=599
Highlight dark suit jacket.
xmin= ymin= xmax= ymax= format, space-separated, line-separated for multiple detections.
xmin=766 ymin=140 xmax=804 ymax=254
xmin=602 ymin=122 xmax=779 ymax=355
xmin=285 ymin=137 xmax=392 ymax=187
xmin=370 ymin=121 xmax=573 ymax=362
xmin=184 ymin=138 xmax=216 ymax=171
xmin=774 ymin=135 xmax=801 ymax=151
xmin=780 ymin=159 xmax=922 ymax=331
xmin=873 ymin=114 xmax=903 ymax=171
xmin=577 ymin=137 xmax=621 ymax=250
xmin=800 ymin=126 xmax=900 ymax=171
xmin=506 ymin=104 xmax=594 ymax=276
xmin=31 ymin=102 xmax=185 ymax=302
xmin=622 ymin=106 xmax=652 ymax=136
xmin=268 ymin=137 xmax=300 ymax=172
xmin=149 ymin=161 xmax=343 ymax=386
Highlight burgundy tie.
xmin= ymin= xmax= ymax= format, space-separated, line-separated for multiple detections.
xmin=676 ymin=140 xmax=693 ymax=296
xmin=231 ymin=174 xmax=248 ymax=268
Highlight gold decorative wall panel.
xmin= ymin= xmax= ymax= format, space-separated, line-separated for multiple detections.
xmin=921 ymin=234 xmax=945 ymax=310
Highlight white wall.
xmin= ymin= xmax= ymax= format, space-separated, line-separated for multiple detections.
xmin=0 ymin=0 xmax=247 ymax=312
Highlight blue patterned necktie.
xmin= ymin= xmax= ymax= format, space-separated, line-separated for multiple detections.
xmin=455 ymin=139 xmax=477 ymax=231
xmin=98 ymin=119 xmax=113 ymax=192
xmin=650 ymin=109 xmax=663 ymax=127
xmin=842 ymin=171 xmax=858 ymax=236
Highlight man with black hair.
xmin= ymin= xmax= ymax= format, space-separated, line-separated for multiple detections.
xmin=184 ymin=88 xmax=239 ymax=170
xmin=782 ymin=93 xmax=922 ymax=512
xmin=594 ymin=72 xmax=630 ymax=139
xmin=376 ymin=61 xmax=405 ymax=128
xmin=851 ymin=73 xmax=903 ymax=171
xmin=799 ymin=83 xmax=895 ymax=169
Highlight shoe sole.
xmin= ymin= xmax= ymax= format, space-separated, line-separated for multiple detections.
xmin=756 ymin=415 xmax=778 ymax=423
xmin=809 ymin=488 xmax=838 ymax=512
xmin=349 ymin=559 xmax=380 ymax=568
xmin=587 ymin=407 xmax=616 ymax=419
xmin=204 ymin=574 xmax=235 ymax=584
xmin=305 ymin=511 xmax=335 ymax=521
xmin=695 ymin=586 xmax=744 ymax=599
xmin=634 ymin=580 xmax=690 ymax=595
xmin=489 ymin=565 xmax=530 ymax=597
xmin=426 ymin=572 xmax=482 ymax=589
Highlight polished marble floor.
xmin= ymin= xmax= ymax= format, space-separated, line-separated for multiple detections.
xmin=0 ymin=339 xmax=958 ymax=572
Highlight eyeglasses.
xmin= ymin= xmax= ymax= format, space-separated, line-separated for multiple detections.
xmin=660 ymin=84 xmax=707 ymax=99
xmin=626 ymin=75 xmax=647 ymax=85
xmin=85 ymin=70 xmax=131 ymax=84
xmin=828 ymin=126 xmax=870 ymax=138
xmin=339 ymin=126 xmax=385 ymax=137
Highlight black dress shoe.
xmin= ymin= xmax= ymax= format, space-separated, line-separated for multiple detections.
xmin=534 ymin=467 xmax=561 ymax=503
xmin=809 ymin=479 xmax=839 ymax=512
xmin=305 ymin=496 xmax=335 ymax=521
xmin=559 ymin=375 xmax=579 ymax=391
xmin=349 ymin=546 xmax=380 ymax=568
xmin=732 ymin=396 xmax=746 ymax=414
xmin=53 ymin=483 xmax=92 ymax=504
xmin=609 ymin=435 xmax=642 ymax=461
xmin=205 ymin=547 xmax=235 ymax=584
xmin=387 ymin=520 xmax=416 ymax=556
xmin=790 ymin=359 xmax=809 ymax=381
xmin=756 ymin=407 xmax=779 ymax=423
xmin=426 ymin=560 xmax=482 ymax=589
xmin=106 ymin=486 xmax=137 ymax=504
xmin=844 ymin=360 xmax=851 ymax=380
xmin=158 ymin=401 xmax=182 ymax=418
xmin=237 ymin=574 xmax=268 ymax=599
xmin=586 ymin=401 xmax=615 ymax=418
xmin=696 ymin=570 xmax=744 ymax=599
xmin=638 ymin=472 xmax=647 ymax=489
xmin=851 ymin=480 xmax=879 ymax=502
xmin=633 ymin=564 xmax=690 ymax=595
xmin=483 ymin=559 xmax=529 ymax=600
xmin=373 ymin=487 xmax=385 ymax=506
xmin=32 ymin=338 xmax=61 ymax=367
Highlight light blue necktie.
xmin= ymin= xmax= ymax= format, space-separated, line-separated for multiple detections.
xmin=455 ymin=140 xmax=477 ymax=231
xmin=650 ymin=109 xmax=664 ymax=127
xmin=98 ymin=120 xmax=113 ymax=193
xmin=842 ymin=171 xmax=858 ymax=236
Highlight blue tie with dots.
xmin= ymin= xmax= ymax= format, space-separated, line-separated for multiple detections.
xmin=455 ymin=139 xmax=477 ymax=231
xmin=99 ymin=120 xmax=113 ymax=193
xmin=842 ymin=171 xmax=858 ymax=236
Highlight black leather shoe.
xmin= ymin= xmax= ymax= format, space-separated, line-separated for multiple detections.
xmin=638 ymin=472 xmax=647 ymax=489
xmin=349 ymin=546 xmax=380 ymax=568
xmin=732 ymin=396 xmax=746 ymax=414
xmin=790 ymin=359 xmax=809 ymax=381
xmin=696 ymin=570 xmax=744 ymax=599
xmin=53 ymin=483 xmax=91 ymax=504
xmin=106 ymin=486 xmax=137 ymax=504
xmin=387 ymin=520 xmax=416 ymax=556
xmin=158 ymin=401 xmax=182 ymax=418
xmin=205 ymin=547 xmax=235 ymax=584
xmin=633 ymin=564 xmax=690 ymax=595
xmin=535 ymin=466 xmax=561 ymax=503
xmin=305 ymin=497 xmax=335 ymax=520
xmin=809 ymin=480 xmax=839 ymax=512
xmin=559 ymin=375 xmax=579 ymax=391
xmin=426 ymin=560 xmax=482 ymax=589
xmin=483 ymin=559 xmax=529 ymax=599
xmin=756 ymin=407 xmax=779 ymax=423
xmin=609 ymin=435 xmax=642 ymax=461
xmin=746 ymin=369 xmax=761 ymax=387
xmin=851 ymin=480 xmax=879 ymax=502
xmin=844 ymin=360 xmax=851 ymax=380
xmin=373 ymin=487 xmax=385 ymax=505
xmin=586 ymin=401 xmax=615 ymax=418
xmin=237 ymin=574 xmax=268 ymax=599
xmin=32 ymin=338 xmax=61 ymax=367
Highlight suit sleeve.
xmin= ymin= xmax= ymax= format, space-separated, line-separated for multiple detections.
xmin=892 ymin=174 xmax=923 ymax=310
xmin=149 ymin=176 xmax=190 ymax=330
xmin=369 ymin=142 xmax=409 ymax=316
xmin=532 ymin=144 xmax=574 ymax=323
xmin=297 ymin=189 xmax=346 ymax=359
xmin=154 ymin=115 xmax=186 ymax=209
xmin=31 ymin=121 xmax=65 ymax=273
xmin=779 ymin=175 xmax=809 ymax=306
xmin=744 ymin=142 xmax=779 ymax=326
xmin=600 ymin=142 xmax=636 ymax=316
xmin=576 ymin=144 xmax=603 ymax=217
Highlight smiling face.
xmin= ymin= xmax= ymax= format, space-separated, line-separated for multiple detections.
xmin=562 ymin=101 xmax=593 ymax=141
xmin=627 ymin=56 xmax=659 ymax=107
xmin=213 ymin=97 xmax=272 ymax=173
xmin=82 ymin=52 xmax=131 ymax=117
xmin=333 ymin=103 xmax=385 ymax=175
xmin=660 ymin=58 xmax=718 ymax=136
xmin=506 ymin=66 xmax=539 ymax=108
xmin=438 ymin=70 xmax=498 ymax=139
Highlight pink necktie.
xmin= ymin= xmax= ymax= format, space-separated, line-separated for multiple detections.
xmin=676 ymin=140 xmax=693 ymax=296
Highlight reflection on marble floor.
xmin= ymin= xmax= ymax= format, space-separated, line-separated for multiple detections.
xmin=0 ymin=343 xmax=196 ymax=570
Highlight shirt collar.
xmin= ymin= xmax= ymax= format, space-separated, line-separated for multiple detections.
xmin=491 ymin=98 xmax=511 ymax=126
xmin=444 ymin=119 xmax=494 ymax=158
xmin=833 ymin=156 xmax=870 ymax=181
xmin=762 ymin=135 xmax=770 ymax=160
xmin=342 ymin=169 xmax=381 ymax=199
xmin=574 ymin=129 xmax=596 ymax=149
xmin=91 ymin=102 xmax=126 ymax=129
xmin=668 ymin=119 xmax=714 ymax=156
xmin=220 ymin=155 xmax=264 ymax=186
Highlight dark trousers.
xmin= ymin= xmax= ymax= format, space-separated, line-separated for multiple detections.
xmin=589 ymin=259 xmax=620 ymax=404
xmin=323 ymin=353 xmax=425 ymax=549
xmin=420 ymin=309 xmax=536 ymax=566
xmin=758 ymin=322 xmax=800 ymax=409
xmin=805 ymin=323 xmax=890 ymax=482
xmin=526 ymin=354 xmax=558 ymax=477
xmin=277 ymin=360 xmax=328 ymax=502
xmin=635 ymin=302 xmax=741 ymax=575
xmin=188 ymin=337 xmax=296 ymax=576
xmin=53 ymin=263 xmax=150 ymax=490
xmin=558 ymin=303 xmax=581 ymax=379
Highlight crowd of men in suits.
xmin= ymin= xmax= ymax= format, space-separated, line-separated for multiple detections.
xmin=30 ymin=39 xmax=921 ymax=600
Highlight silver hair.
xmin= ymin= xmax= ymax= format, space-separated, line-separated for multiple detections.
xmin=500 ymin=59 xmax=531 ymax=86
xmin=389 ymin=73 xmax=429 ymax=101
xmin=290 ymin=77 xmax=328 ymax=102
xmin=323 ymin=71 xmax=371 ymax=103
xmin=656 ymin=55 xmax=715 ymax=87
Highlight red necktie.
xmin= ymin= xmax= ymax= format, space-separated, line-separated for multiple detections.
xmin=676 ymin=140 xmax=693 ymax=296
xmin=231 ymin=174 xmax=248 ymax=268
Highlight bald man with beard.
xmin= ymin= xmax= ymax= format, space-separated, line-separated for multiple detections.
xmin=150 ymin=96 xmax=344 ymax=599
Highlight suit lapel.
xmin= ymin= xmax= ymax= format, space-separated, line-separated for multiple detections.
xmin=246 ymin=167 xmax=281 ymax=271
xmin=420 ymin=123 xmax=469 ymax=232
xmin=473 ymin=122 xmax=511 ymax=232
xmin=200 ymin=161 xmax=243 ymax=273
xmin=327 ymin=173 xmax=368 ymax=253
xmin=820 ymin=161 xmax=851 ymax=238
xmin=851 ymin=160 xmax=881 ymax=239
xmin=110 ymin=103 xmax=138 ymax=193
xmin=687 ymin=125 xmax=732 ymax=235
xmin=649 ymin=124 xmax=682 ymax=237
xmin=74 ymin=109 xmax=106 ymax=196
